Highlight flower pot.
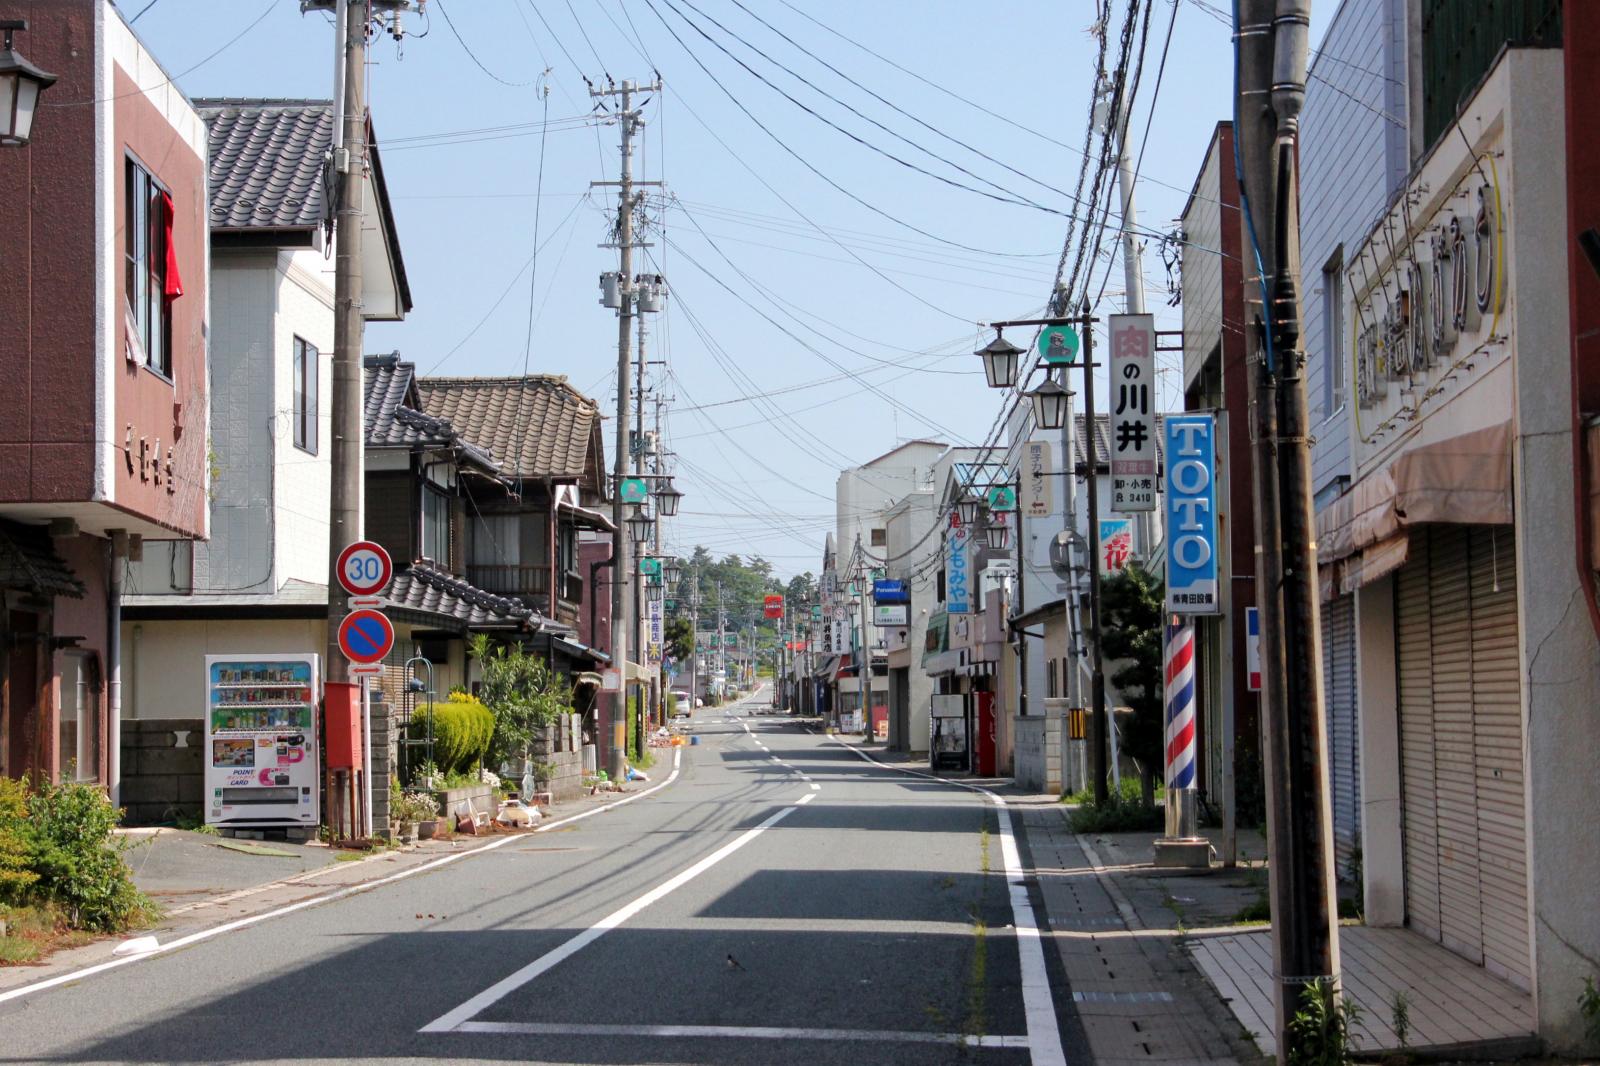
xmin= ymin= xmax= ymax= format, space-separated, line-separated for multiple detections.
xmin=417 ymin=819 xmax=438 ymax=840
xmin=398 ymin=821 xmax=417 ymax=844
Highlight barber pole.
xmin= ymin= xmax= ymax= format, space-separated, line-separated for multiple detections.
xmin=1162 ymin=621 xmax=1201 ymax=842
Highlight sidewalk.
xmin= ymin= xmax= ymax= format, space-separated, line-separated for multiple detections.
xmin=1018 ymin=809 xmax=1271 ymax=1064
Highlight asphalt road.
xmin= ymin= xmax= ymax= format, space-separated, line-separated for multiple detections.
xmin=0 ymin=690 xmax=1082 ymax=1065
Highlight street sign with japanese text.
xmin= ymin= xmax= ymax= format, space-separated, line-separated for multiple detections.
xmin=1164 ymin=414 xmax=1220 ymax=614
xmin=1108 ymin=314 xmax=1158 ymax=513
xmin=1024 ymin=441 xmax=1054 ymax=518
xmin=1038 ymin=324 xmax=1080 ymax=365
xmin=945 ymin=513 xmax=973 ymax=614
xmin=646 ymin=597 xmax=663 ymax=666
xmin=873 ymin=603 xmax=910 ymax=627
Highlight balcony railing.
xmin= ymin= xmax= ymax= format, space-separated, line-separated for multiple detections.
xmin=467 ymin=564 xmax=583 ymax=606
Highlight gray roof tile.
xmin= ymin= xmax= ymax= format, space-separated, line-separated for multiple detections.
xmin=0 ymin=522 xmax=86 ymax=599
xmin=387 ymin=563 xmax=540 ymax=629
xmin=417 ymin=376 xmax=600 ymax=481
xmin=194 ymin=98 xmax=333 ymax=232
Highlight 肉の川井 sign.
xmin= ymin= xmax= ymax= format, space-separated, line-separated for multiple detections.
xmin=1108 ymin=314 xmax=1157 ymax=513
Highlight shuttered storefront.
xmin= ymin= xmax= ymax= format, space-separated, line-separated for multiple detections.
xmin=1396 ymin=525 xmax=1529 ymax=989
xmin=1322 ymin=595 xmax=1360 ymax=880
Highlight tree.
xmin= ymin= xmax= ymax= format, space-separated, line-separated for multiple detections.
xmin=1099 ymin=563 xmax=1165 ymax=808
xmin=467 ymin=634 xmax=574 ymax=769
xmin=785 ymin=571 xmax=817 ymax=606
xmin=664 ymin=615 xmax=694 ymax=662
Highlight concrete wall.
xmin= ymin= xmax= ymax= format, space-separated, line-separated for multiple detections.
xmin=119 ymin=717 xmax=204 ymax=826
xmin=1013 ymin=700 xmax=1067 ymax=795
xmin=272 ymin=249 xmax=335 ymax=588
xmin=123 ymin=618 xmax=325 ymax=720
xmin=884 ymin=489 xmax=934 ymax=753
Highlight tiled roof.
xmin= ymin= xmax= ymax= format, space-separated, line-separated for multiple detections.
xmin=193 ymin=99 xmax=333 ymax=232
xmin=364 ymin=353 xmax=456 ymax=449
xmin=387 ymin=563 xmax=541 ymax=630
xmin=0 ymin=522 xmax=86 ymax=599
xmin=417 ymin=376 xmax=600 ymax=481
xmin=1073 ymin=414 xmax=1166 ymax=469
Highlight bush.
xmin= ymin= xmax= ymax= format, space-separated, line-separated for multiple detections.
xmin=0 ymin=779 xmax=152 ymax=932
xmin=1066 ymin=791 xmax=1165 ymax=834
xmin=411 ymin=692 xmax=494 ymax=776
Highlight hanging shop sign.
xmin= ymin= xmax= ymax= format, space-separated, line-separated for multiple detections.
xmin=1246 ymin=607 xmax=1261 ymax=692
xmin=985 ymin=484 xmax=1017 ymax=512
xmin=646 ymin=598 xmax=664 ymax=666
xmin=1108 ymin=313 xmax=1158 ymax=513
xmin=619 ymin=477 xmax=650 ymax=504
xmin=1024 ymin=441 xmax=1054 ymax=518
xmin=874 ymin=603 xmax=910 ymax=627
xmin=1163 ymin=413 xmax=1220 ymax=614
xmin=1100 ymin=518 xmax=1134 ymax=572
xmin=945 ymin=513 xmax=973 ymax=615
xmin=1038 ymin=324 xmax=1080 ymax=365
xmin=872 ymin=579 xmax=909 ymax=604
xmin=763 ymin=594 xmax=785 ymax=619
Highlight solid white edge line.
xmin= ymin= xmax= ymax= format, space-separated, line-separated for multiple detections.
xmin=0 ymin=748 xmax=686 ymax=1009
xmin=827 ymin=737 xmax=1069 ymax=1066
xmin=452 ymin=1020 xmax=1028 ymax=1047
xmin=421 ymin=787 xmax=813 ymax=1034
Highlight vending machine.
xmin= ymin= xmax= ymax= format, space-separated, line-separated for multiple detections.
xmin=204 ymin=654 xmax=319 ymax=830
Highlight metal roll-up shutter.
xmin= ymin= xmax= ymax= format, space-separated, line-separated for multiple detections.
xmin=1469 ymin=527 xmax=1530 ymax=989
xmin=1322 ymin=595 xmax=1360 ymax=880
xmin=1397 ymin=533 xmax=1441 ymax=943
xmin=1428 ymin=526 xmax=1485 ymax=965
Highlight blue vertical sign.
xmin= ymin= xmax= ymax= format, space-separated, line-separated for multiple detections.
xmin=1164 ymin=413 xmax=1220 ymax=615
xmin=945 ymin=517 xmax=972 ymax=614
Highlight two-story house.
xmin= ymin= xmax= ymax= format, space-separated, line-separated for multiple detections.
xmin=0 ymin=1 xmax=208 ymax=796
xmin=116 ymin=97 xmax=409 ymax=824
xmin=412 ymin=375 xmax=614 ymax=683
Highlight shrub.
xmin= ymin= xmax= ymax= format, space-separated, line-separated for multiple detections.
xmin=3 ymin=780 xmax=151 ymax=932
xmin=392 ymin=791 xmax=440 ymax=824
xmin=411 ymin=693 xmax=494 ymax=776
xmin=1066 ymin=791 xmax=1164 ymax=834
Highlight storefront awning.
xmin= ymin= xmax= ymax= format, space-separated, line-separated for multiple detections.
xmin=1317 ymin=421 xmax=1511 ymax=595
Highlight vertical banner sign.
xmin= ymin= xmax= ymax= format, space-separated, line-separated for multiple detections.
xmin=1099 ymin=518 xmax=1134 ymax=572
xmin=646 ymin=598 xmax=664 ymax=666
xmin=945 ymin=514 xmax=972 ymax=614
xmin=1024 ymin=440 xmax=1053 ymax=518
xmin=1108 ymin=314 xmax=1158 ymax=512
xmin=1246 ymin=607 xmax=1261 ymax=691
xmin=1163 ymin=621 xmax=1197 ymax=789
xmin=1164 ymin=413 xmax=1220 ymax=613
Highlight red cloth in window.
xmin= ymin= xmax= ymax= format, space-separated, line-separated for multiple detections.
xmin=161 ymin=191 xmax=183 ymax=300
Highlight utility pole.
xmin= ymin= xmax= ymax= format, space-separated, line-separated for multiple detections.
xmin=593 ymin=77 xmax=661 ymax=781
xmin=1235 ymin=0 xmax=1338 ymax=1054
xmin=634 ymin=309 xmax=649 ymax=758
xmin=1076 ymin=308 xmax=1110 ymax=805
xmin=320 ymin=0 xmax=369 ymax=690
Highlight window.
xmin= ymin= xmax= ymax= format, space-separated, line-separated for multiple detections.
xmin=293 ymin=337 xmax=319 ymax=453
xmin=558 ymin=521 xmax=578 ymax=575
xmin=125 ymin=157 xmax=177 ymax=379
xmin=421 ymin=487 xmax=451 ymax=567
xmin=870 ymin=527 xmax=887 ymax=547
xmin=1322 ymin=250 xmax=1345 ymax=417
xmin=58 ymin=652 xmax=101 ymax=782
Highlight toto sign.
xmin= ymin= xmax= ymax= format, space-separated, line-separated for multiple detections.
xmin=1163 ymin=414 xmax=1219 ymax=615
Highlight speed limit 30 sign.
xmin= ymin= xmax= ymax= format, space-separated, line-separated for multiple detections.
xmin=336 ymin=540 xmax=392 ymax=597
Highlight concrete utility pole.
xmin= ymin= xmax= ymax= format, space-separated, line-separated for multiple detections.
xmin=593 ymin=77 xmax=661 ymax=780
xmin=1235 ymin=0 xmax=1339 ymax=1053
xmin=1105 ymin=75 xmax=1148 ymax=317
xmin=321 ymin=0 xmax=369 ymax=689
xmin=634 ymin=309 xmax=648 ymax=759
xmin=1076 ymin=309 xmax=1111 ymax=806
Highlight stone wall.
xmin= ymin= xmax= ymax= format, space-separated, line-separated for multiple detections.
xmin=528 ymin=713 xmax=584 ymax=801
xmin=1013 ymin=701 xmax=1066 ymax=796
xmin=371 ymin=698 xmax=394 ymax=836
xmin=120 ymin=718 xmax=205 ymax=825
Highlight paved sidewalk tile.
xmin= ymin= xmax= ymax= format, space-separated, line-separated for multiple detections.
xmin=1020 ymin=805 xmax=1268 ymax=1065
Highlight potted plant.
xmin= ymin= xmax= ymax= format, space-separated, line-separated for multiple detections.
xmin=392 ymin=791 xmax=438 ymax=843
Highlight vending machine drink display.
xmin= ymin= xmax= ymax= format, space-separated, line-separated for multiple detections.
xmin=204 ymin=655 xmax=319 ymax=829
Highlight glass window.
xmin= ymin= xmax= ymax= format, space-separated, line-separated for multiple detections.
xmin=421 ymin=487 xmax=451 ymax=568
xmin=58 ymin=652 xmax=100 ymax=782
xmin=293 ymin=337 xmax=318 ymax=453
xmin=125 ymin=157 xmax=173 ymax=379
xmin=870 ymin=527 xmax=887 ymax=547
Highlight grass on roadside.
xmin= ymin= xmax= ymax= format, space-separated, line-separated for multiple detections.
xmin=0 ymin=904 xmax=97 ymax=966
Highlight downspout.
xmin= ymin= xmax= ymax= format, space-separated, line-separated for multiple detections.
xmin=547 ymin=477 xmax=558 ymax=619
xmin=108 ymin=532 xmax=126 ymax=807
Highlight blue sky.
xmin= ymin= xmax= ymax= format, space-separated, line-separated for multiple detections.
xmin=126 ymin=0 xmax=1331 ymax=579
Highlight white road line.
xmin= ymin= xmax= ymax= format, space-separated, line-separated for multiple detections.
xmin=422 ymin=787 xmax=814 ymax=1034
xmin=809 ymin=783 xmax=821 ymax=791
xmin=0 ymin=749 xmax=685 ymax=1009
xmin=828 ymin=739 xmax=1069 ymax=1066
xmin=452 ymin=1021 xmax=1028 ymax=1047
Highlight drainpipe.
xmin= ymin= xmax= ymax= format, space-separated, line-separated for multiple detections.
xmin=589 ymin=552 xmax=611 ymax=649
xmin=547 ymin=477 xmax=559 ymax=619
xmin=108 ymin=531 xmax=127 ymax=808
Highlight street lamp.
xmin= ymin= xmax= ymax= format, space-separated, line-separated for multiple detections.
xmin=0 ymin=20 xmax=57 ymax=147
xmin=983 ymin=516 xmax=1011 ymax=551
xmin=625 ymin=504 xmax=654 ymax=545
xmin=975 ymin=330 xmax=1023 ymax=390
xmin=645 ymin=581 xmax=664 ymax=603
xmin=653 ymin=479 xmax=684 ymax=518
xmin=1028 ymin=376 xmax=1072 ymax=431
xmin=956 ymin=493 xmax=984 ymax=527
xmin=663 ymin=557 xmax=682 ymax=587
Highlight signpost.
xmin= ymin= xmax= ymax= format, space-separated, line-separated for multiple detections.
xmin=1108 ymin=314 xmax=1158 ymax=513
xmin=338 ymin=609 xmax=394 ymax=665
xmin=335 ymin=540 xmax=392 ymax=841
xmin=336 ymin=540 xmax=392 ymax=598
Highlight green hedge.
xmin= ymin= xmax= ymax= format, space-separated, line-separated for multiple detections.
xmin=411 ymin=695 xmax=494 ymax=775
xmin=0 ymin=778 xmax=151 ymax=932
